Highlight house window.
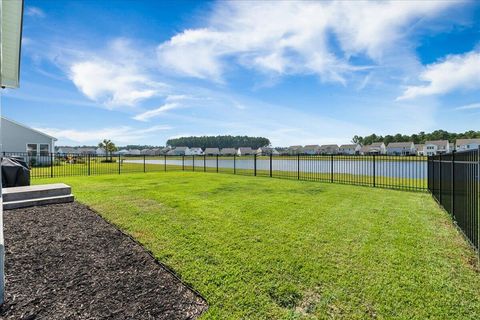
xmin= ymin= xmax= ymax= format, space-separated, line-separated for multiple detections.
xmin=40 ymin=144 xmax=50 ymax=156
xmin=27 ymin=144 xmax=38 ymax=156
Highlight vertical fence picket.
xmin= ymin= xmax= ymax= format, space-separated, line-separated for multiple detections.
xmin=254 ymin=154 xmax=257 ymax=176
xmin=270 ymin=153 xmax=273 ymax=177
xmin=50 ymin=153 xmax=54 ymax=178
xmin=216 ymin=154 xmax=219 ymax=173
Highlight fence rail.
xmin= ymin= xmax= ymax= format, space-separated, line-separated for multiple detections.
xmin=428 ymin=149 xmax=480 ymax=254
xmin=3 ymin=152 xmax=428 ymax=191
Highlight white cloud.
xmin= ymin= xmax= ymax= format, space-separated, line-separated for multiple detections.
xmin=133 ymin=103 xmax=181 ymax=121
xmin=157 ymin=1 xmax=456 ymax=83
xmin=455 ymin=102 xmax=480 ymax=110
xmin=67 ymin=39 xmax=167 ymax=108
xmin=25 ymin=6 xmax=45 ymax=18
xmin=36 ymin=125 xmax=171 ymax=144
xmin=398 ymin=50 xmax=480 ymax=100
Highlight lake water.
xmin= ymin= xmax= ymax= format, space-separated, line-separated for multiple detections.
xmin=125 ymin=158 xmax=427 ymax=179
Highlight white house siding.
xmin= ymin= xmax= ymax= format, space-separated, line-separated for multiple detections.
xmin=1 ymin=117 xmax=56 ymax=165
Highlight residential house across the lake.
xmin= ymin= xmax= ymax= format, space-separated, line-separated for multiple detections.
xmin=220 ymin=148 xmax=237 ymax=156
xmin=319 ymin=144 xmax=339 ymax=155
xmin=286 ymin=145 xmax=303 ymax=155
xmin=256 ymin=147 xmax=280 ymax=156
xmin=186 ymin=147 xmax=204 ymax=155
xmin=167 ymin=147 xmax=189 ymax=156
xmin=204 ymin=148 xmax=220 ymax=155
xmin=303 ymin=145 xmax=320 ymax=155
xmin=237 ymin=147 xmax=255 ymax=156
xmin=414 ymin=144 xmax=425 ymax=156
xmin=386 ymin=142 xmax=415 ymax=156
xmin=456 ymin=138 xmax=480 ymax=152
xmin=360 ymin=142 xmax=386 ymax=155
xmin=339 ymin=144 xmax=360 ymax=155
xmin=424 ymin=140 xmax=450 ymax=156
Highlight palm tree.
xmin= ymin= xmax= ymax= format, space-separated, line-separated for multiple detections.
xmin=98 ymin=139 xmax=117 ymax=161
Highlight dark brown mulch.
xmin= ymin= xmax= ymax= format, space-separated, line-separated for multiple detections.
xmin=0 ymin=202 xmax=207 ymax=320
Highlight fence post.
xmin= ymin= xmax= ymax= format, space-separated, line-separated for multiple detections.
xmin=269 ymin=153 xmax=272 ymax=177
xmin=118 ymin=154 xmax=121 ymax=174
xmin=373 ymin=155 xmax=376 ymax=187
xmin=234 ymin=154 xmax=236 ymax=174
xmin=297 ymin=154 xmax=300 ymax=180
xmin=88 ymin=154 xmax=91 ymax=176
xmin=478 ymin=147 xmax=480 ymax=255
xmin=330 ymin=154 xmax=334 ymax=183
xmin=254 ymin=154 xmax=257 ymax=176
xmin=182 ymin=155 xmax=185 ymax=171
xmin=50 ymin=153 xmax=54 ymax=178
xmin=193 ymin=155 xmax=195 ymax=172
xmin=144 ymin=154 xmax=146 ymax=173
xmin=439 ymin=153 xmax=442 ymax=204
xmin=204 ymin=154 xmax=206 ymax=172
xmin=216 ymin=154 xmax=219 ymax=173
xmin=164 ymin=155 xmax=167 ymax=172
xmin=451 ymin=151 xmax=455 ymax=217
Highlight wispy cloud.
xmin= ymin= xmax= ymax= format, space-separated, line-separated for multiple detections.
xmin=68 ymin=39 xmax=167 ymax=108
xmin=398 ymin=50 xmax=480 ymax=100
xmin=157 ymin=1 xmax=456 ymax=83
xmin=455 ymin=102 xmax=480 ymax=110
xmin=133 ymin=103 xmax=181 ymax=122
xmin=36 ymin=125 xmax=172 ymax=144
xmin=25 ymin=6 xmax=45 ymax=18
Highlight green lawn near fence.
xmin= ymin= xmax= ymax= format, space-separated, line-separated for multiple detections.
xmin=34 ymin=172 xmax=479 ymax=319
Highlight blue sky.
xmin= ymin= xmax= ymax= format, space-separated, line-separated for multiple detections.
xmin=2 ymin=0 xmax=480 ymax=146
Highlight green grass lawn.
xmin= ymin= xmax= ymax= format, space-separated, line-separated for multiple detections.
xmin=35 ymin=172 xmax=479 ymax=319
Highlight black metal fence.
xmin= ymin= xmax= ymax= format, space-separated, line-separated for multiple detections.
xmin=3 ymin=152 xmax=428 ymax=191
xmin=428 ymin=149 xmax=480 ymax=254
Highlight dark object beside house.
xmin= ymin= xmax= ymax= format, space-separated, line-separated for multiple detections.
xmin=2 ymin=157 xmax=30 ymax=188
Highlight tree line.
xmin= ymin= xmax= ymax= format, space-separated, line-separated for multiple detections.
xmin=166 ymin=135 xmax=271 ymax=149
xmin=352 ymin=130 xmax=480 ymax=146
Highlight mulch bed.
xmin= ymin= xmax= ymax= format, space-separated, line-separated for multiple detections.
xmin=0 ymin=202 xmax=207 ymax=319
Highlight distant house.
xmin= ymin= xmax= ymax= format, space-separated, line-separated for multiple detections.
xmin=414 ymin=144 xmax=425 ymax=156
xmin=424 ymin=140 xmax=450 ymax=156
xmin=76 ymin=147 xmax=96 ymax=155
xmin=127 ymin=149 xmax=141 ymax=155
xmin=237 ymin=147 xmax=255 ymax=156
xmin=287 ymin=145 xmax=303 ymax=155
xmin=2 ymin=117 xmax=57 ymax=158
xmin=220 ymin=148 xmax=236 ymax=156
xmin=117 ymin=149 xmax=130 ymax=155
xmin=456 ymin=138 xmax=480 ymax=152
xmin=167 ymin=147 xmax=189 ymax=156
xmin=360 ymin=142 xmax=386 ymax=155
xmin=256 ymin=147 xmax=280 ymax=156
xmin=386 ymin=142 xmax=415 ymax=156
xmin=57 ymin=147 xmax=78 ymax=154
xmin=96 ymin=147 xmax=106 ymax=156
xmin=204 ymin=148 xmax=220 ymax=155
xmin=187 ymin=147 xmax=203 ymax=155
xmin=157 ymin=147 xmax=171 ymax=155
xmin=339 ymin=144 xmax=360 ymax=155
xmin=303 ymin=145 xmax=320 ymax=155
xmin=319 ymin=144 xmax=339 ymax=155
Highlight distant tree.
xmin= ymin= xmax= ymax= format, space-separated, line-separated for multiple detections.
xmin=98 ymin=139 xmax=117 ymax=161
